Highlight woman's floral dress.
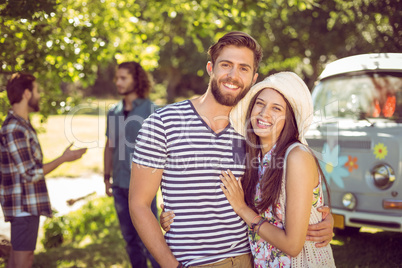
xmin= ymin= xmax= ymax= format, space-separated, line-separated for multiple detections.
xmin=248 ymin=146 xmax=323 ymax=268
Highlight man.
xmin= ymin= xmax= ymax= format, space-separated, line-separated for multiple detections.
xmin=129 ymin=32 xmax=333 ymax=267
xmin=0 ymin=73 xmax=87 ymax=268
xmin=104 ymin=61 xmax=159 ymax=268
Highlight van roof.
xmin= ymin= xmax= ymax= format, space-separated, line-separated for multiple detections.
xmin=319 ymin=53 xmax=402 ymax=80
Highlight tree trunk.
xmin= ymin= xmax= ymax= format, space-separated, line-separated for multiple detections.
xmin=166 ymin=67 xmax=182 ymax=103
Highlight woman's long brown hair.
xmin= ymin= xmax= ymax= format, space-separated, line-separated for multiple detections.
xmin=241 ymin=88 xmax=330 ymax=217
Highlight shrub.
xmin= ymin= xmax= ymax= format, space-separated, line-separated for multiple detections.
xmin=42 ymin=196 xmax=119 ymax=249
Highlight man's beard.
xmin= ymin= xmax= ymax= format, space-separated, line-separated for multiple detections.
xmin=118 ymin=87 xmax=136 ymax=96
xmin=28 ymin=96 xmax=40 ymax=112
xmin=210 ymin=77 xmax=252 ymax=107
xmin=117 ymin=82 xmax=136 ymax=96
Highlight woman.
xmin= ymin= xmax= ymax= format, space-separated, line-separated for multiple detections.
xmin=161 ymin=72 xmax=336 ymax=267
xmin=222 ymin=71 xmax=335 ymax=267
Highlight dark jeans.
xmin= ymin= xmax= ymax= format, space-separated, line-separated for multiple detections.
xmin=113 ymin=187 xmax=159 ymax=268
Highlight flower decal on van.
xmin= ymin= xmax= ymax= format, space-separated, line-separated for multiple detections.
xmin=373 ymin=143 xmax=388 ymax=160
xmin=344 ymin=155 xmax=359 ymax=172
xmin=320 ymin=143 xmax=349 ymax=188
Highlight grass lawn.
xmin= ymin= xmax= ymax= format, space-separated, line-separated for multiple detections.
xmin=331 ymin=228 xmax=402 ymax=267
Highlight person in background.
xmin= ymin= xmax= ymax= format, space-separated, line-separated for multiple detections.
xmin=130 ymin=32 xmax=334 ymax=267
xmin=104 ymin=61 xmax=159 ymax=268
xmin=0 ymin=72 xmax=87 ymax=268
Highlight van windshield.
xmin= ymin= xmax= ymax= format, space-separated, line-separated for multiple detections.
xmin=312 ymin=73 xmax=402 ymax=121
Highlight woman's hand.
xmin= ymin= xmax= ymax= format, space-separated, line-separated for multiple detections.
xmin=159 ymin=204 xmax=175 ymax=232
xmin=219 ymin=169 xmax=248 ymax=215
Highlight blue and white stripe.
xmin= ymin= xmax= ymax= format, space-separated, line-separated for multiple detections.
xmin=133 ymin=100 xmax=250 ymax=266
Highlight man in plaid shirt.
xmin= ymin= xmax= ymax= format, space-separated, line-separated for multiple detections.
xmin=0 ymin=73 xmax=87 ymax=268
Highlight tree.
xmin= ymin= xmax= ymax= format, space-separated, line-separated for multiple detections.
xmin=0 ymin=0 xmax=158 ymax=121
xmin=1 ymin=0 xmax=400 ymax=123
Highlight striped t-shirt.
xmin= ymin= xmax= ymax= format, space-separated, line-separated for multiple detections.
xmin=133 ymin=100 xmax=250 ymax=266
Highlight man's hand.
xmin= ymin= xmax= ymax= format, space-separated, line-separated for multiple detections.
xmin=104 ymin=176 xmax=113 ymax=197
xmin=306 ymin=206 xmax=334 ymax=247
xmin=43 ymin=143 xmax=87 ymax=175
xmin=61 ymin=143 xmax=87 ymax=162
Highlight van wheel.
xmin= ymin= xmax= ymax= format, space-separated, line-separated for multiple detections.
xmin=334 ymin=226 xmax=360 ymax=236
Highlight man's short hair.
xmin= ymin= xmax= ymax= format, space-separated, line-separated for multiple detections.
xmin=6 ymin=73 xmax=36 ymax=105
xmin=208 ymin=31 xmax=263 ymax=73
xmin=118 ymin=61 xmax=153 ymax=98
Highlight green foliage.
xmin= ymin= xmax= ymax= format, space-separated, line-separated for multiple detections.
xmin=329 ymin=0 xmax=401 ymax=52
xmin=35 ymin=196 xmax=137 ymax=267
xmin=150 ymin=83 xmax=168 ymax=106
xmin=0 ymin=0 xmax=159 ymax=121
xmin=0 ymin=91 xmax=9 ymax=123
xmin=41 ymin=196 xmax=119 ymax=250
xmin=1 ymin=0 xmax=401 ymax=120
xmin=0 ymin=0 xmax=57 ymax=18
xmin=41 ymin=217 xmax=64 ymax=249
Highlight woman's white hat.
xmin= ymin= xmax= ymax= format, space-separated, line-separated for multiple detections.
xmin=230 ymin=71 xmax=313 ymax=145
